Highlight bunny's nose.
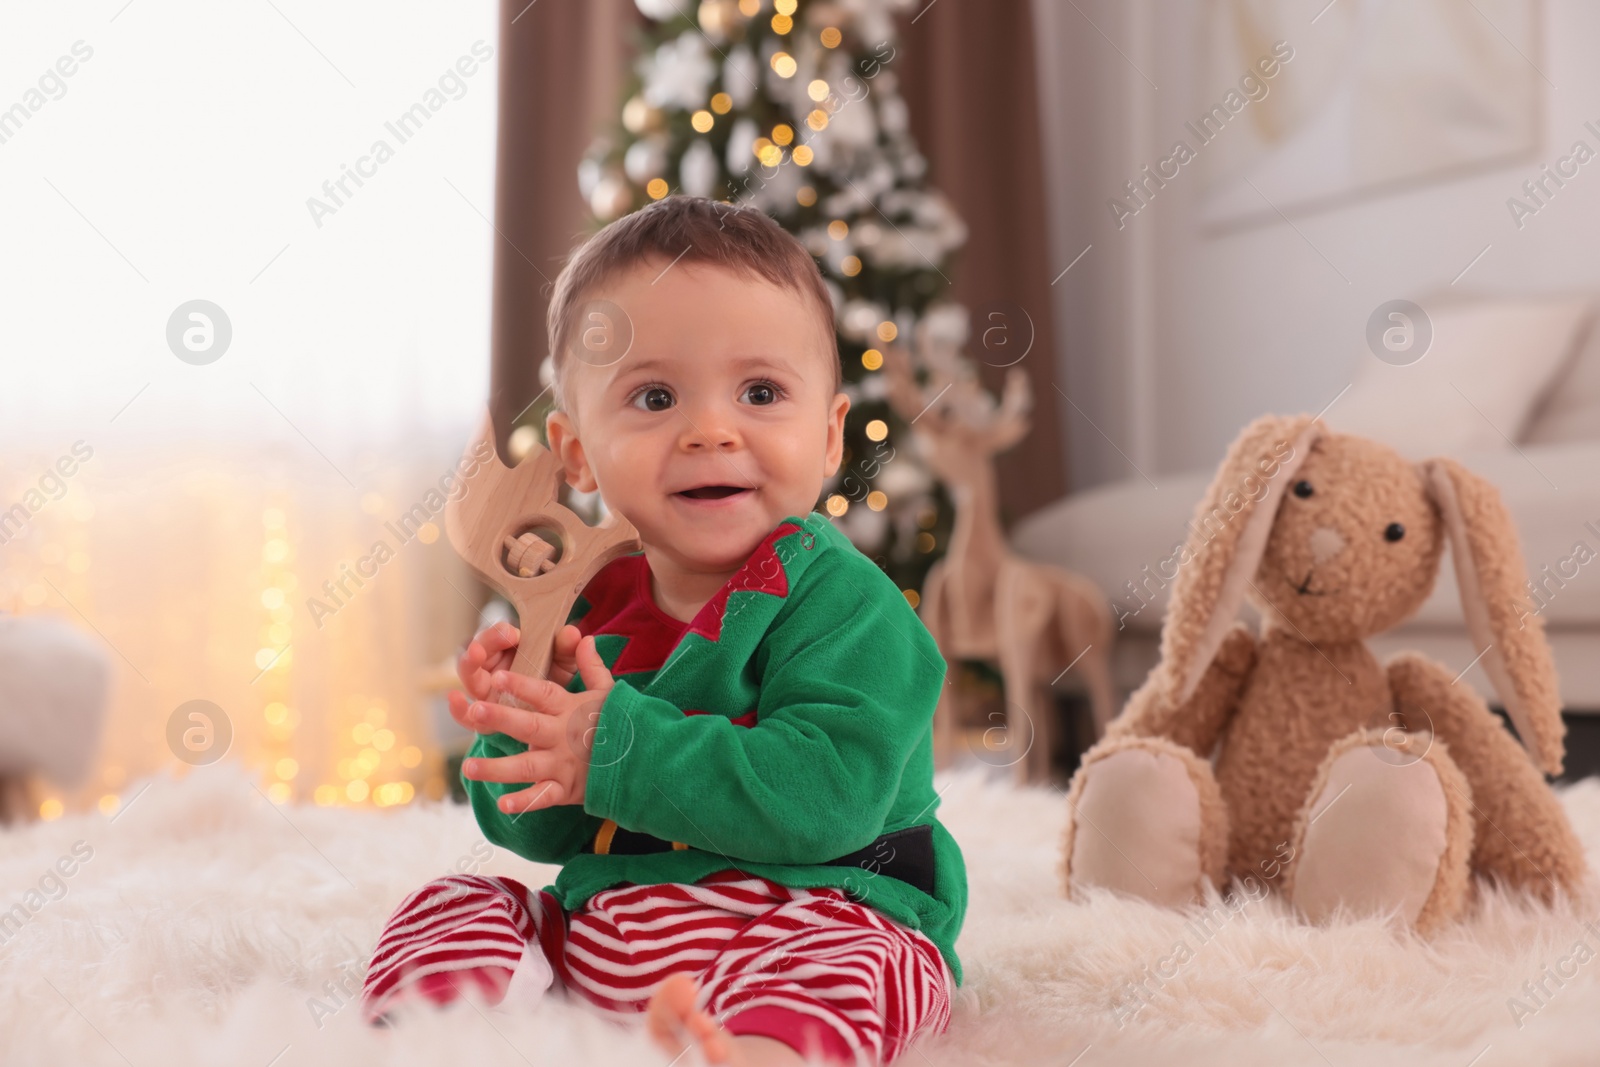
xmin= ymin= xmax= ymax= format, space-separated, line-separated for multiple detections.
xmin=1309 ymin=526 xmax=1345 ymax=564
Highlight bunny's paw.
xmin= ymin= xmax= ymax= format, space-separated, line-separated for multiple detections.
xmin=1287 ymin=728 xmax=1473 ymax=934
xmin=1061 ymin=735 xmax=1228 ymax=906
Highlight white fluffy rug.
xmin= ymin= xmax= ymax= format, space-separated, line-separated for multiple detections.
xmin=5 ymin=762 xmax=1600 ymax=1066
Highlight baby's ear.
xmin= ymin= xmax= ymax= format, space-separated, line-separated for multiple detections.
xmin=822 ymin=390 xmax=850 ymax=477
xmin=545 ymin=409 xmax=597 ymax=493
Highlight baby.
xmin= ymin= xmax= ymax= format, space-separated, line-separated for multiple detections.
xmin=361 ymin=196 xmax=967 ymax=1066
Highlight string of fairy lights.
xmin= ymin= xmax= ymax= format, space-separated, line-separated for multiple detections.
xmin=819 ymin=322 xmax=941 ymax=609
xmin=620 ymin=0 xmax=847 ymax=216
xmin=28 ymin=494 xmax=434 ymax=821
xmin=258 ymin=504 xmax=299 ymax=804
xmin=256 ymin=502 xmax=426 ymax=810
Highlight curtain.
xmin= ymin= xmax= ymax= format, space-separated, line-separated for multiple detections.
xmin=894 ymin=0 xmax=1070 ymax=518
xmin=488 ymin=0 xmax=642 ymax=443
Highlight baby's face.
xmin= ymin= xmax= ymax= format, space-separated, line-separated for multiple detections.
xmin=546 ymin=257 xmax=848 ymax=577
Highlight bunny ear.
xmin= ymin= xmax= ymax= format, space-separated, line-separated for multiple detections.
xmin=1163 ymin=414 xmax=1323 ymax=703
xmin=1423 ymin=458 xmax=1565 ymax=776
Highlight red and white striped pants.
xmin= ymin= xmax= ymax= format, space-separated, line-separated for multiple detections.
xmin=361 ymin=868 xmax=953 ymax=1064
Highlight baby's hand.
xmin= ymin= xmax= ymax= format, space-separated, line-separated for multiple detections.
xmin=450 ymin=622 xmax=584 ymax=718
xmin=454 ymin=621 xmax=519 ymax=702
xmin=458 ymin=635 xmax=616 ymax=813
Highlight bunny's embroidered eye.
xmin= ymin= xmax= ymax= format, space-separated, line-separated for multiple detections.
xmin=1384 ymin=522 xmax=1405 ymax=542
xmin=1293 ymin=480 xmax=1314 ymax=498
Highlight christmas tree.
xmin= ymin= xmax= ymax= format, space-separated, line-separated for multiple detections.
xmin=549 ymin=0 xmax=977 ymax=597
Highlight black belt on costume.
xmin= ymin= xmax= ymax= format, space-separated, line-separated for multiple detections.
xmin=582 ymin=819 xmax=936 ymax=897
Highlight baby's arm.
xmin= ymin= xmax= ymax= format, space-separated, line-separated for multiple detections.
xmin=582 ymin=552 xmax=941 ymax=866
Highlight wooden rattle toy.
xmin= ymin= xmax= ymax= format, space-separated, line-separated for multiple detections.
xmin=444 ymin=412 xmax=642 ymax=684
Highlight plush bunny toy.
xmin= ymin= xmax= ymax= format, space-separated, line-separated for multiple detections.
xmin=1061 ymin=413 xmax=1586 ymax=933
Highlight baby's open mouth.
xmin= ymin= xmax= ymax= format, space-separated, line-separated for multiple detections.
xmin=675 ymin=485 xmax=750 ymax=500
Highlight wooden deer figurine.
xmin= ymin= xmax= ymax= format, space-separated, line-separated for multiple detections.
xmin=882 ymin=330 xmax=1116 ymax=784
xmin=445 ymin=412 xmax=642 ymax=686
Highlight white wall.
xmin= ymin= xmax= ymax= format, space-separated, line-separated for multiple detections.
xmin=0 ymin=0 xmax=497 ymax=456
xmin=1035 ymin=0 xmax=1600 ymax=489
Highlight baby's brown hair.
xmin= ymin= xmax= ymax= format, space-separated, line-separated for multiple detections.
xmin=545 ymin=195 xmax=841 ymax=410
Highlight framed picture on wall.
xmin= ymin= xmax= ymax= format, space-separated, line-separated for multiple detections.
xmin=1198 ymin=0 xmax=1543 ymax=229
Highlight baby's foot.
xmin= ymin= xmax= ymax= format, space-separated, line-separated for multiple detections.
xmin=647 ymin=974 xmax=812 ymax=1065
xmin=647 ymin=973 xmax=732 ymax=1063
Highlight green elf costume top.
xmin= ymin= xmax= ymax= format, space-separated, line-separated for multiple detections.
xmin=463 ymin=510 xmax=969 ymax=986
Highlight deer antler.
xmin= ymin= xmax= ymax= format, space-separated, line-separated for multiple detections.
xmin=878 ymin=334 xmax=1032 ymax=455
xmin=880 ymin=342 xmax=941 ymax=429
xmin=985 ymin=366 xmax=1033 ymax=453
xmin=445 ymin=411 xmax=642 ymax=683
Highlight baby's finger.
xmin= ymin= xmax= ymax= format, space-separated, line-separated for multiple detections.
xmin=554 ymin=624 xmax=581 ymax=656
xmin=462 ymin=699 xmax=561 ymax=748
xmin=484 ymin=646 xmax=517 ymax=678
xmin=549 ymin=625 xmax=581 ymax=685
xmin=477 ymin=624 xmax=519 ymax=675
xmin=545 ymin=634 xmax=577 ymax=689
xmin=497 ymin=779 xmax=569 ymax=814
xmin=575 ymin=636 xmax=614 ymax=693
xmin=461 ymin=749 xmax=551 ymax=786
xmin=488 ymin=669 xmax=570 ymax=712
xmin=476 ymin=621 xmax=520 ymax=657
xmin=447 ymin=689 xmax=476 ymax=730
xmin=456 ymin=642 xmax=487 ymax=694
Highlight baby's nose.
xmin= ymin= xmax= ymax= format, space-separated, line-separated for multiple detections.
xmin=1309 ymin=525 xmax=1345 ymax=564
xmin=679 ymin=407 xmax=741 ymax=450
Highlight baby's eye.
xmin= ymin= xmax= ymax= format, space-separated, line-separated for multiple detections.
xmin=631 ymin=386 xmax=674 ymax=412
xmin=741 ymin=381 xmax=783 ymax=406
